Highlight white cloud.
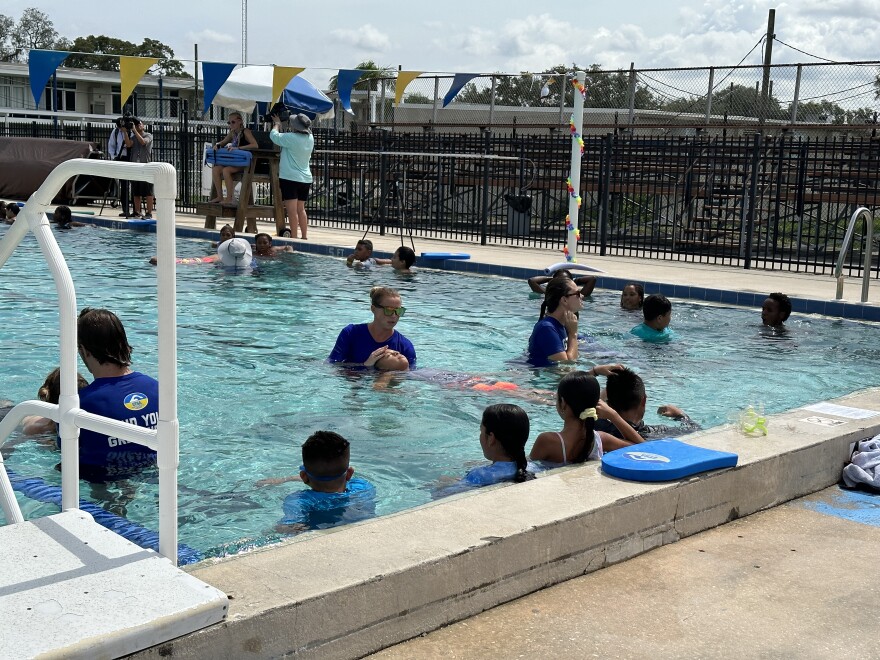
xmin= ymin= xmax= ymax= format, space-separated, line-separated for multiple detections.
xmin=185 ymin=29 xmax=237 ymax=45
xmin=330 ymin=24 xmax=391 ymax=52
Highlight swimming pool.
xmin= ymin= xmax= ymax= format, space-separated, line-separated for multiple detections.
xmin=2 ymin=224 xmax=880 ymax=556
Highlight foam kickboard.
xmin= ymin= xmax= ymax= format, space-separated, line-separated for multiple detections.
xmin=601 ymin=438 xmax=737 ymax=482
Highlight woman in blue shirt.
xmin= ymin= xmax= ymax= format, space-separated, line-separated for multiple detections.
xmin=328 ymin=286 xmax=416 ymax=370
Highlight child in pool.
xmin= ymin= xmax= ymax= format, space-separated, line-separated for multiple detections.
xmin=346 ymin=239 xmax=377 ymax=268
xmin=254 ymin=232 xmax=294 ymax=257
xmin=375 ymin=245 xmax=416 ymax=273
xmin=151 ymin=224 xmax=232 ymax=264
xmin=463 ymin=404 xmax=535 ymax=488
xmin=273 ymin=431 xmax=376 ymax=534
xmin=620 ymin=282 xmax=644 ymax=310
xmin=5 ymin=204 xmax=20 ymax=224
xmin=761 ymin=292 xmax=791 ymax=327
xmin=210 ymin=224 xmax=235 ymax=248
xmin=530 ymin=371 xmax=644 ymax=465
xmin=630 ymin=294 xmax=675 ymax=342
xmin=53 ymin=205 xmax=86 ymax=229
xmin=21 ymin=367 xmax=90 ymax=436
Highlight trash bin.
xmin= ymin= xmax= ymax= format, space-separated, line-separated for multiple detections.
xmin=505 ymin=194 xmax=532 ymax=237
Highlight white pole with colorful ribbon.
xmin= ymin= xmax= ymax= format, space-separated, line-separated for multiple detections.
xmin=565 ymin=70 xmax=586 ymax=262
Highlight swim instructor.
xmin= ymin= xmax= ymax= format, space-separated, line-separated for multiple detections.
xmin=328 ymin=286 xmax=416 ymax=370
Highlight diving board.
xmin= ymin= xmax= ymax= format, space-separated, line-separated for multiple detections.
xmin=0 ymin=510 xmax=227 ymax=659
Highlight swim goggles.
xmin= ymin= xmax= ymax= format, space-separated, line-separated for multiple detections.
xmin=299 ymin=465 xmax=348 ymax=481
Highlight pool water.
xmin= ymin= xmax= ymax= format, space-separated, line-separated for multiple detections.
xmin=2 ymin=224 xmax=880 ymax=556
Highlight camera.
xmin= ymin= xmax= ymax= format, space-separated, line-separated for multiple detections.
xmin=121 ymin=112 xmax=135 ymax=130
xmin=261 ymin=102 xmax=291 ymax=124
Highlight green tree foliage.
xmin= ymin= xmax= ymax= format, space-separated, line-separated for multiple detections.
xmin=453 ymin=64 xmax=661 ymax=109
xmin=662 ymin=83 xmax=786 ymax=120
xmin=790 ymin=100 xmax=846 ymax=123
xmin=328 ymin=60 xmax=394 ymax=92
xmin=404 ymin=92 xmax=433 ymax=104
xmin=0 ymin=8 xmax=68 ymax=61
xmin=65 ymin=35 xmax=189 ymax=77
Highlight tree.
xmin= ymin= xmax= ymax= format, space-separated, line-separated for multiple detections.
xmin=328 ymin=60 xmax=394 ymax=93
xmin=790 ymin=100 xmax=846 ymax=124
xmin=64 ymin=35 xmax=189 ymax=77
xmin=0 ymin=8 xmax=68 ymax=61
xmin=454 ymin=63 xmax=661 ymax=109
xmin=664 ymin=83 xmax=785 ymax=120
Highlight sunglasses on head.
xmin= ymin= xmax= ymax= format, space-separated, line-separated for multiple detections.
xmin=374 ymin=305 xmax=406 ymax=317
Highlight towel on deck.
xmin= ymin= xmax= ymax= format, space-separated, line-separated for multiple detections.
xmin=842 ymin=434 xmax=880 ymax=493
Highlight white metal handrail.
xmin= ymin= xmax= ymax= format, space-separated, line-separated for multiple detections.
xmin=0 ymin=158 xmax=181 ymax=564
xmin=834 ymin=206 xmax=875 ymax=303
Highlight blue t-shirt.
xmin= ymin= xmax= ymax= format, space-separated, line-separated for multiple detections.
xmin=328 ymin=323 xmax=417 ymax=367
xmin=527 ymin=316 xmax=568 ymax=367
xmin=279 ymin=476 xmax=376 ymax=530
xmin=69 ymin=371 xmax=159 ymax=480
xmin=269 ymin=129 xmax=314 ymax=183
xmin=630 ymin=323 xmax=675 ymax=343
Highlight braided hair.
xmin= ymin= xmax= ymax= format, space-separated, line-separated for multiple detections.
xmin=557 ymin=371 xmax=601 ymax=462
xmin=482 ymin=403 xmax=534 ymax=482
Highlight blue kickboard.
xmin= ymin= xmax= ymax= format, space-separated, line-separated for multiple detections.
xmin=420 ymin=252 xmax=471 ymax=260
xmin=127 ymin=218 xmax=157 ymax=228
xmin=601 ymin=438 xmax=737 ymax=482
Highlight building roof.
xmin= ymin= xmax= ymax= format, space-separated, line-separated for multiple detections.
xmin=0 ymin=61 xmax=196 ymax=90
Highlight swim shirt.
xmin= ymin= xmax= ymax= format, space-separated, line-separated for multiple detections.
xmin=279 ymin=476 xmax=376 ymax=530
xmin=269 ymin=129 xmax=314 ymax=183
xmin=70 ymin=371 xmax=159 ymax=480
xmin=527 ymin=316 xmax=568 ymax=367
xmin=328 ymin=323 xmax=417 ymax=367
xmin=596 ymin=415 xmax=701 ymax=441
xmin=630 ymin=323 xmax=675 ymax=343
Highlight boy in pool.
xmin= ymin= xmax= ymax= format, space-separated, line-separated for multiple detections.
xmin=274 ymin=431 xmax=376 ymax=534
xmin=761 ymin=292 xmax=792 ymax=327
xmin=630 ymin=293 xmax=675 ymax=342
xmin=595 ymin=367 xmax=701 ymax=441
xmin=5 ymin=204 xmax=20 ymax=224
xmin=52 ymin=205 xmax=86 ymax=229
xmin=375 ymin=246 xmax=416 ymax=273
xmin=254 ymin=232 xmax=294 ymax=257
xmin=346 ymin=239 xmax=377 ymax=268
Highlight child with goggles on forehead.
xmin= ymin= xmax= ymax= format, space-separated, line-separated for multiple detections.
xmin=273 ymin=431 xmax=376 ymax=535
xmin=328 ymin=286 xmax=416 ymax=370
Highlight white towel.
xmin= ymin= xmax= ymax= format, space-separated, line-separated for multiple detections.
xmin=842 ymin=434 xmax=880 ymax=490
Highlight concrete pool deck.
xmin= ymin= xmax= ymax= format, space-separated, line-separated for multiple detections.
xmin=65 ymin=208 xmax=880 ymax=657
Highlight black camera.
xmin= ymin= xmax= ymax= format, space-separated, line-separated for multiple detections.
xmin=261 ymin=102 xmax=291 ymax=123
xmin=121 ymin=112 xmax=135 ymax=130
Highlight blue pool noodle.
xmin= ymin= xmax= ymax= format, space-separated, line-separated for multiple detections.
xmin=6 ymin=468 xmax=202 ymax=566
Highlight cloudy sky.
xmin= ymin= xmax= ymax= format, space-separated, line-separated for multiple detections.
xmin=6 ymin=0 xmax=880 ymax=90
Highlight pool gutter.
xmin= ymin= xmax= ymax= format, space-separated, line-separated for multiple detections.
xmin=129 ymin=388 xmax=880 ymax=659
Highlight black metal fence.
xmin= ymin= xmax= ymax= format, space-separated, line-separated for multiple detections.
xmin=1 ymin=113 xmax=877 ymax=278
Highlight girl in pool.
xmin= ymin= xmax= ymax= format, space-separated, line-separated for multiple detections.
xmin=21 ymin=367 xmax=90 ymax=436
xmin=328 ymin=286 xmax=416 ymax=369
xmin=254 ymin=232 xmax=294 ymax=257
xmin=530 ymin=371 xmax=643 ymax=465
xmin=463 ymin=403 xmax=535 ymax=488
xmin=210 ymin=224 xmax=235 ymax=248
xmin=53 ymin=205 xmax=86 ymax=229
xmin=620 ymin=282 xmax=644 ymax=310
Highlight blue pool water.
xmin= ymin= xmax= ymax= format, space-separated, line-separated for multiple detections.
xmin=2 ymin=224 xmax=880 ymax=556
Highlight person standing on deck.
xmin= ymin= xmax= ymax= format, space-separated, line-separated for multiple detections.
xmin=270 ymin=112 xmax=314 ymax=239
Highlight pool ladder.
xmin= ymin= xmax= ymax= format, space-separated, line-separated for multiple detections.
xmin=835 ymin=207 xmax=875 ymax=303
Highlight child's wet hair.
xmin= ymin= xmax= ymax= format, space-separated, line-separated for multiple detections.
xmin=557 ymin=371 xmax=601 ymax=462
xmin=643 ymin=294 xmax=671 ymax=322
xmin=38 ymin=367 xmax=89 ymax=404
xmin=768 ymin=292 xmax=791 ymax=321
xmin=482 ymin=403 xmax=534 ymax=482
xmin=54 ymin=205 xmax=72 ymax=224
xmin=395 ymin=246 xmax=416 ymax=268
xmin=356 ymin=239 xmax=373 ymax=252
xmin=623 ymin=282 xmax=645 ymax=307
xmin=302 ymin=430 xmax=350 ymax=477
xmin=605 ymin=367 xmax=645 ymax=413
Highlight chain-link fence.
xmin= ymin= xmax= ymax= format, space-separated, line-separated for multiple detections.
xmin=336 ymin=61 xmax=880 ymax=137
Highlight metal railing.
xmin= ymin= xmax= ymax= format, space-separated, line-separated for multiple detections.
xmin=0 ymin=159 xmax=182 ymax=564
xmin=835 ymin=207 xmax=875 ymax=301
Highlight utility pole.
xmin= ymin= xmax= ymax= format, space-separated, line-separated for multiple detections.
xmin=241 ymin=0 xmax=248 ymax=65
xmin=759 ymin=8 xmax=775 ymax=126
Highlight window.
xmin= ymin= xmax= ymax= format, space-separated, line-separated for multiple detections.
xmin=43 ymin=80 xmax=76 ymax=112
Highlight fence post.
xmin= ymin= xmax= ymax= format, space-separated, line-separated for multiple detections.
xmin=627 ymin=63 xmax=636 ymax=127
xmin=743 ymin=132 xmax=761 ymax=268
xmin=705 ymin=67 xmax=715 ymax=123
xmin=558 ymin=72 xmax=567 ymax=125
xmin=598 ymin=133 xmax=613 ymax=256
xmin=790 ymin=64 xmax=802 ymax=123
xmin=488 ymin=75 xmax=497 ymax=127
xmin=181 ymin=100 xmax=190 ymax=209
xmin=378 ymin=130 xmax=388 ymax=236
xmin=432 ymin=76 xmax=439 ymax=127
xmin=479 ymin=129 xmax=491 ymax=245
